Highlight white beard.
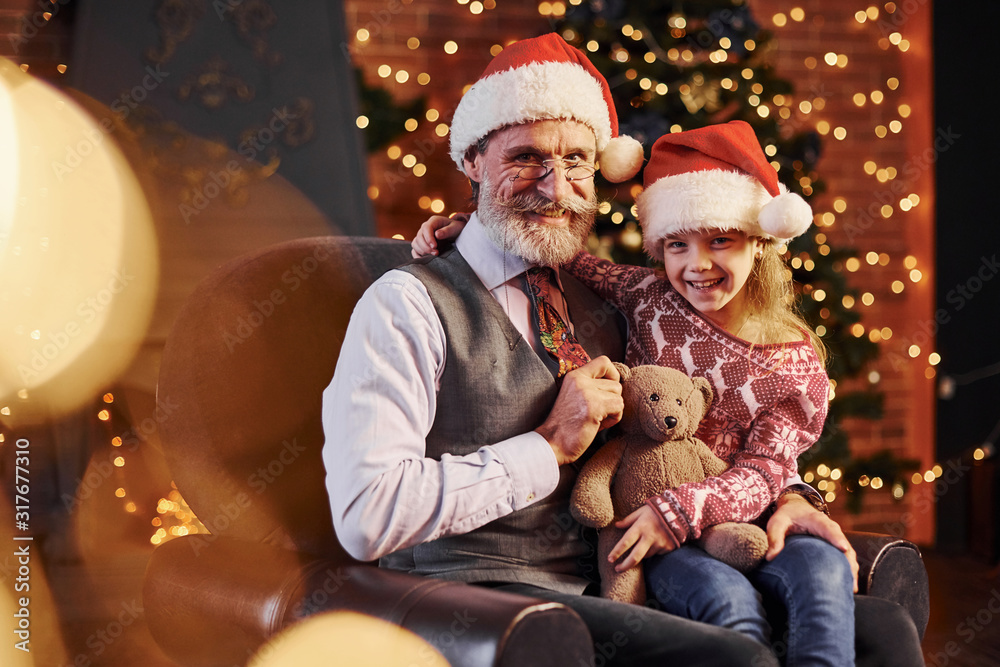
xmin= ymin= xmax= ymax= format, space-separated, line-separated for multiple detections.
xmin=477 ymin=173 xmax=597 ymax=267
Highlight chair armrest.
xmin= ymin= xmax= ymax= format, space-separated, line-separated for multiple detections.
xmin=846 ymin=531 xmax=929 ymax=639
xmin=142 ymin=535 xmax=594 ymax=667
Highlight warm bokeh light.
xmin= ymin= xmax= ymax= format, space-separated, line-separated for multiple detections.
xmin=249 ymin=612 xmax=449 ymax=667
xmin=0 ymin=58 xmax=158 ymax=425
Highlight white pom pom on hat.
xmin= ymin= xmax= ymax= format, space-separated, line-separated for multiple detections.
xmin=599 ymin=134 xmax=645 ymax=183
xmin=759 ymin=188 xmax=814 ymax=240
xmin=636 ymin=120 xmax=813 ymax=260
xmin=449 ymin=33 xmax=644 ymax=183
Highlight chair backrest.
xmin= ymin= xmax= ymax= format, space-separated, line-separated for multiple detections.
xmin=156 ymin=236 xmax=413 ymax=560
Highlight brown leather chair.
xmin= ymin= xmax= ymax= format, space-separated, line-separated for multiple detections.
xmin=142 ymin=236 xmax=929 ymax=666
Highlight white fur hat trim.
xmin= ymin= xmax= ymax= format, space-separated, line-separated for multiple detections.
xmin=638 ymin=169 xmax=812 ymax=260
xmin=449 ymin=61 xmax=611 ymax=174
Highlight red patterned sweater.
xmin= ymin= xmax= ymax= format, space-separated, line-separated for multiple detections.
xmin=565 ymin=252 xmax=830 ymax=545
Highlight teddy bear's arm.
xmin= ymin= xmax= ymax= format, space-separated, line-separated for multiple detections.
xmin=570 ymin=438 xmax=628 ymax=528
xmin=694 ymin=440 xmax=729 ymax=477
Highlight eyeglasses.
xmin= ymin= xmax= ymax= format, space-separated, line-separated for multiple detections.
xmin=509 ymin=158 xmax=596 ymax=183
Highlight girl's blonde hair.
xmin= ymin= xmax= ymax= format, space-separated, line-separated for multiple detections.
xmin=744 ymin=240 xmax=828 ymax=365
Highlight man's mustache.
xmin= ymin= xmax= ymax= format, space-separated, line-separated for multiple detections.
xmin=495 ymin=192 xmax=599 ymax=217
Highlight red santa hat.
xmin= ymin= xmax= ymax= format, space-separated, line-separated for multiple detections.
xmin=449 ymin=33 xmax=644 ymax=183
xmin=637 ymin=120 xmax=813 ymax=259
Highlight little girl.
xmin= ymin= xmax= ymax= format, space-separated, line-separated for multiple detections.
xmin=412 ymin=121 xmax=855 ymax=666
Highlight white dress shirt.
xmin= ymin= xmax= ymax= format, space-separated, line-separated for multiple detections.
xmin=323 ymin=214 xmax=563 ymax=562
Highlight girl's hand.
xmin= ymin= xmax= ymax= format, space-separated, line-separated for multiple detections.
xmin=608 ymin=504 xmax=677 ymax=572
xmin=411 ymin=213 xmax=470 ymax=259
xmin=766 ymin=493 xmax=859 ymax=592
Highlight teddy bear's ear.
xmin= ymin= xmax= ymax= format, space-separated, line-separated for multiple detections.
xmin=694 ymin=376 xmax=714 ymax=410
xmin=613 ymin=362 xmax=631 ymax=382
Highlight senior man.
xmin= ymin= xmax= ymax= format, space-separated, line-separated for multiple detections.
xmin=323 ymin=33 xmax=919 ymax=666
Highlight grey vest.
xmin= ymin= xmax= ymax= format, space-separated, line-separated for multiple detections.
xmin=380 ymin=248 xmax=624 ymax=593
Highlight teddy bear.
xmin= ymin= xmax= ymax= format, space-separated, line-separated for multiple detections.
xmin=570 ymin=363 xmax=768 ymax=605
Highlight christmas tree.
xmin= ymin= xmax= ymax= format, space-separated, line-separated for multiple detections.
xmin=355 ymin=67 xmax=426 ymax=153
xmin=549 ymin=0 xmax=918 ymax=508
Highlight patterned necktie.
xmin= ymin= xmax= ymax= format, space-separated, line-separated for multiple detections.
xmin=524 ymin=267 xmax=591 ymax=377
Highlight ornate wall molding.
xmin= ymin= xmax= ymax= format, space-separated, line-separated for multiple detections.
xmin=146 ymin=0 xmax=206 ymax=65
xmin=176 ymin=56 xmax=255 ymax=109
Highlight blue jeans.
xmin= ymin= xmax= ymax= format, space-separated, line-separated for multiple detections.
xmin=492 ymin=582 xmax=779 ymax=666
xmin=645 ymin=535 xmax=855 ymax=666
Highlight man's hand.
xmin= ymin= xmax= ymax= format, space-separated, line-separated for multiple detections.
xmin=411 ymin=213 xmax=470 ymax=258
xmin=766 ymin=493 xmax=860 ymax=592
xmin=609 ymin=504 xmax=677 ymax=572
xmin=535 ymin=356 xmax=623 ymax=466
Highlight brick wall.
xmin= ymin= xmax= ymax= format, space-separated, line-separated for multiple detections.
xmin=749 ymin=0 xmax=935 ymax=543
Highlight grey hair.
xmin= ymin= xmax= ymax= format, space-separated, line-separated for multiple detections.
xmin=464 ymin=133 xmax=491 ymax=203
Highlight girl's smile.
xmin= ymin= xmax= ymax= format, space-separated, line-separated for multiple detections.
xmin=661 ymin=229 xmax=761 ymax=334
xmin=687 ymin=277 xmax=726 ymax=289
